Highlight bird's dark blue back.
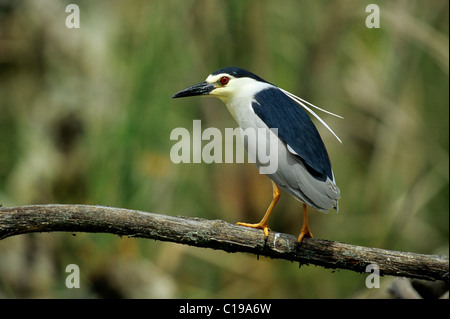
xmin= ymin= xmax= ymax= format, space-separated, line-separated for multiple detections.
xmin=251 ymin=87 xmax=333 ymax=181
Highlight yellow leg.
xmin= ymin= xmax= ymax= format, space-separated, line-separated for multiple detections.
xmin=237 ymin=181 xmax=280 ymax=238
xmin=297 ymin=203 xmax=314 ymax=243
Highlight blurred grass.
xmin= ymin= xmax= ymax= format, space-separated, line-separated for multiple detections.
xmin=0 ymin=0 xmax=448 ymax=298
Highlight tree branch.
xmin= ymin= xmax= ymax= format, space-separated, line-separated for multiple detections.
xmin=0 ymin=204 xmax=448 ymax=282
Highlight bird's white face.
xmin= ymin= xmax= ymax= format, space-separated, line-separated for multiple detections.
xmin=205 ymin=73 xmax=271 ymax=104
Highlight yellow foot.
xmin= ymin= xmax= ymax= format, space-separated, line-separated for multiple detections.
xmin=298 ymin=203 xmax=313 ymax=244
xmin=237 ymin=222 xmax=270 ymax=238
xmin=297 ymin=228 xmax=313 ymax=244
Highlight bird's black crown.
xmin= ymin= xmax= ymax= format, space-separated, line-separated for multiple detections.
xmin=211 ymin=67 xmax=270 ymax=84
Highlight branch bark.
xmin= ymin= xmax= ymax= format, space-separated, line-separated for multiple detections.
xmin=0 ymin=204 xmax=448 ymax=282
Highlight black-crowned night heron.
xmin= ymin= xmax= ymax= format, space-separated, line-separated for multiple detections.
xmin=172 ymin=67 xmax=341 ymax=243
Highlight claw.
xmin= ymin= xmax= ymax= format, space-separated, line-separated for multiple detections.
xmin=297 ymin=227 xmax=313 ymax=243
xmin=297 ymin=203 xmax=313 ymax=244
xmin=237 ymin=221 xmax=270 ymax=238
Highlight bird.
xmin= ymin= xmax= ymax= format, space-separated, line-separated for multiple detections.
xmin=172 ymin=67 xmax=341 ymax=243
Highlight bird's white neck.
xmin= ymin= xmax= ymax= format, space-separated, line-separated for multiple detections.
xmin=216 ymin=79 xmax=273 ymax=126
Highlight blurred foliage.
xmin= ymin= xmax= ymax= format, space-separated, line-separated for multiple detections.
xmin=0 ymin=0 xmax=448 ymax=298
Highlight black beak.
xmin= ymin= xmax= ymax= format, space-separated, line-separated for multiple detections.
xmin=172 ymin=81 xmax=215 ymax=99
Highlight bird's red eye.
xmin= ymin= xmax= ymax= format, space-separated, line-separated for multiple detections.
xmin=220 ymin=76 xmax=229 ymax=85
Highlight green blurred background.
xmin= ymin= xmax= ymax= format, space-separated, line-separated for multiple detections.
xmin=0 ymin=0 xmax=448 ymax=298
